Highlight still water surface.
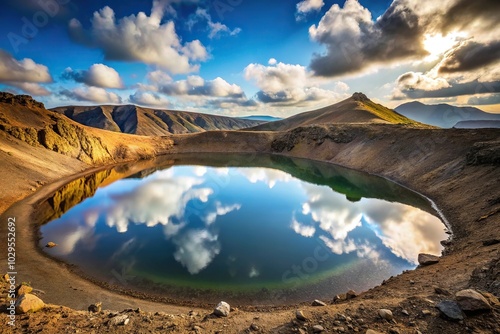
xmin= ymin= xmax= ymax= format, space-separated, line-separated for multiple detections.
xmin=40 ymin=155 xmax=446 ymax=304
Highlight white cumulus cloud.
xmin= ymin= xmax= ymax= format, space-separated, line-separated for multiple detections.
xmin=59 ymin=86 xmax=122 ymax=104
xmin=62 ymin=64 xmax=124 ymax=89
xmin=68 ymin=4 xmax=207 ymax=74
xmin=296 ymin=0 xmax=325 ymax=20
xmin=244 ymin=61 xmax=350 ymax=106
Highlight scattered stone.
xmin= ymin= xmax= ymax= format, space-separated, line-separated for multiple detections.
xmin=2 ymin=273 xmax=9 ymax=282
xmin=15 ymin=283 xmax=33 ymax=296
xmin=312 ymin=299 xmax=327 ymax=306
xmin=456 ymin=289 xmax=492 ymax=312
xmin=108 ymin=314 xmax=129 ymax=326
xmin=346 ymin=289 xmax=357 ymax=299
xmin=213 ymin=301 xmax=230 ymax=317
xmin=333 ymin=326 xmax=345 ymax=332
xmin=479 ymin=291 xmax=500 ymax=307
xmin=15 ymin=294 xmax=45 ymax=314
xmin=418 ymin=253 xmax=440 ymax=266
xmin=366 ymin=330 xmax=383 ymax=334
xmin=421 ymin=310 xmax=431 ymax=316
xmin=333 ymin=294 xmax=346 ymax=303
xmin=296 ymin=310 xmax=307 ymax=321
xmin=482 ymin=239 xmax=500 ymax=246
xmin=45 ymin=241 xmax=57 ymax=248
xmin=193 ymin=325 xmax=202 ymax=332
xmin=409 ymin=280 xmax=415 ymax=285
xmin=401 ymin=309 xmax=409 ymax=316
xmin=313 ymin=325 xmax=325 ymax=333
xmin=436 ymin=300 xmax=464 ymax=321
xmin=88 ymin=302 xmax=102 ymax=313
xmin=389 ymin=328 xmax=401 ymax=334
xmin=434 ymin=286 xmax=451 ymax=296
xmin=378 ymin=309 xmax=393 ymax=321
xmin=250 ymin=323 xmax=259 ymax=331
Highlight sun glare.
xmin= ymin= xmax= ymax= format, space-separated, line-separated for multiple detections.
xmin=423 ymin=33 xmax=465 ymax=59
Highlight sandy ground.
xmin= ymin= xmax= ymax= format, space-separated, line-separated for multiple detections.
xmin=0 ymin=124 xmax=499 ymax=333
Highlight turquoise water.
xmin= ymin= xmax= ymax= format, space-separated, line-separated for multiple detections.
xmin=40 ymin=155 xmax=447 ymax=304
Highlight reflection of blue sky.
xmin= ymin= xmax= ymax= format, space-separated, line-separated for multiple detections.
xmin=42 ymin=165 xmax=446 ymax=281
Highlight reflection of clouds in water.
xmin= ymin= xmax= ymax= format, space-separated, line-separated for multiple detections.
xmin=361 ymin=202 xmax=445 ymax=265
xmin=204 ymin=201 xmax=242 ymax=225
xmin=239 ymin=168 xmax=293 ymax=188
xmin=249 ymin=266 xmax=260 ymax=278
xmin=193 ymin=166 xmax=207 ymax=176
xmin=294 ymin=183 xmax=445 ymax=264
xmin=48 ymin=218 xmax=97 ymax=255
xmin=46 ymin=168 xmax=244 ymax=274
xmin=104 ymin=172 xmax=212 ymax=233
xmin=319 ymin=235 xmax=357 ymax=255
xmin=301 ymin=184 xmax=362 ymax=240
xmin=291 ymin=217 xmax=316 ymax=237
xmin=356 ymin=242 xmax=386 ymax=265
xmin=173 ymin=229 xmax=220 ymax=274
xmin=47 ymin=210 xmax=101 ymax=256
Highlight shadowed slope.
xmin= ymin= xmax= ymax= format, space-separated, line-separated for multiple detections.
xmin=52 ymin=105 xmax=264 ymax=135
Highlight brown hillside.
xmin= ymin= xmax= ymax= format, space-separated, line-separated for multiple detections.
xmin=252 ymin=93 xmax=424 ymax=131
xmin=0 ymin=92 xmax=173 ymax=166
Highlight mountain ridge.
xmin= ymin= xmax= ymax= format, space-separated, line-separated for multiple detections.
xmin=395 ymin=101 xmax=500 ymax=128
xmin=51 ymin=105 xmax=264 ymax=136
xmin=251 ymin=93 xmax=423 ymax=132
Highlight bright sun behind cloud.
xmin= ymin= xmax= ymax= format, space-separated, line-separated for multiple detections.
xmin=423 ymin=32 xmax=465 ymax=59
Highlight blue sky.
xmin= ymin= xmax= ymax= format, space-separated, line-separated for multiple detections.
xmin=0 ymin=0 xmax=499 ymax=116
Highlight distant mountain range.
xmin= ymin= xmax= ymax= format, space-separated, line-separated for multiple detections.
xmin=239 ymin=115 xmax=283 ymax=122
xmin=395 ymin=101 xmax=500 ymax=128
xmin=51 ymin=105 xmax=264 ymax=136
xmin=251 ymin=93 xmax=421 ymax=132
xmin=454 ymin=120 xmax=500 ymax=129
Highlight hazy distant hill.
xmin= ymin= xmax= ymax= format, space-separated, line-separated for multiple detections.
xmin=251 ymin=93 xmax=420 ymax=131
xmin=395 ymin=101 xmax=500 ymax=128
xmin=239 ymin=115 xmax=283 ymax=122
xmin=51 ymin=105 xmax=264 ymax=136
xmin=454 ymin=120 xmax=500 ymax=129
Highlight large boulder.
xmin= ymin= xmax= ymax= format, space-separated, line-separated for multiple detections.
xmin=15 ymin=294 xmax=45 ymax=314
xmin=214 ymin=301 xmax=230 ymax=317
xmin=436 ymin=300 xmax=464 ymax=321
xmin=15 ymin=283 xmax=33 ymax=296
xmin=378 ymin=309 xmax=393 ymax=321
xmin=418 ymin=253 xmax=440 ymax=266
xmin=456 ymin=289 xmax=492 ymax=312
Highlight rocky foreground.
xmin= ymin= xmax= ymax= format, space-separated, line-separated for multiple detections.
xmin=1 ymin=272 xmax=499 ymax=333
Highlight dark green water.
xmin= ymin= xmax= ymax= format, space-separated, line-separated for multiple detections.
xmin=39 ymin=154 xmax=447 ymax=304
